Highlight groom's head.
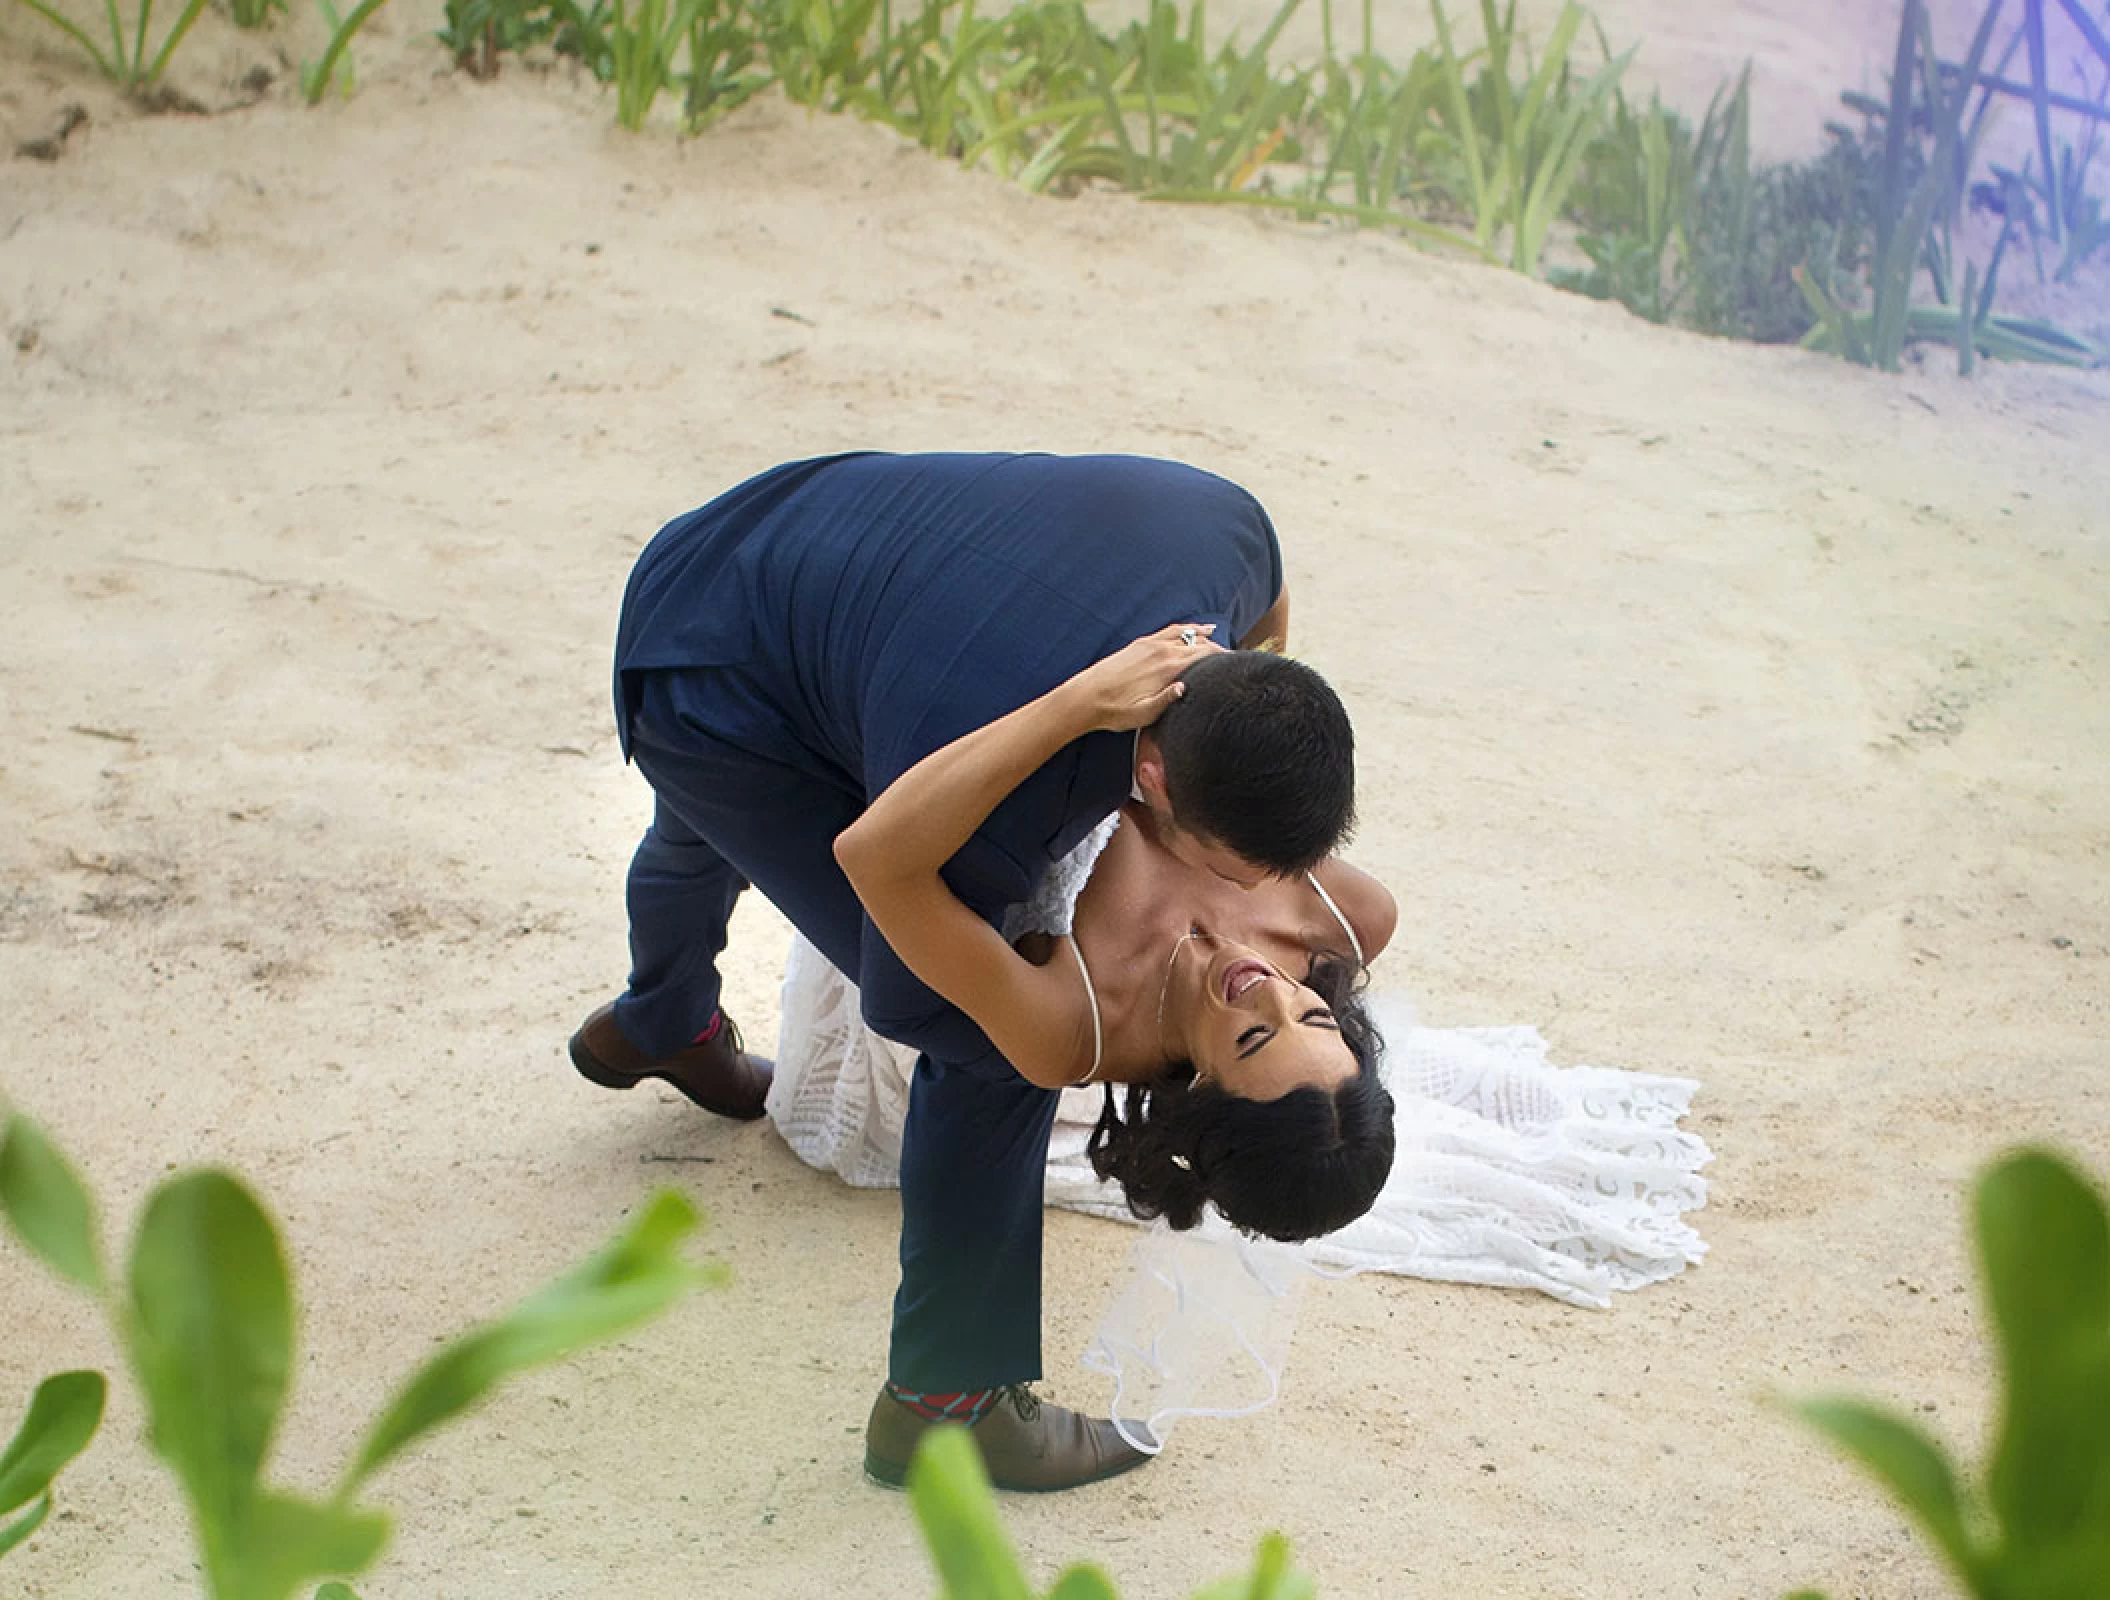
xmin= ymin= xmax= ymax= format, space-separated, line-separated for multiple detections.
xmin=1134 ymin=651 xmax=1355 ymax=881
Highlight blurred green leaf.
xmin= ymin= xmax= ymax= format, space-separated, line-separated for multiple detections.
xmin=1978 ymin=1148 xmax=2110 ymax=1561
xmin=0 ymin=1493 xmax=52 ymax=1559
xmin=1191 ymin=1533 xmax=1316 ymax=1599
xmin=0 ymin=1371 xmax=106 ymax=1520
xmin=127 ymin=1170 xmax=294 ymax=1560
xmin=224 ymin=1490 xmax=389 ymax=1600
xmin=1794 ymin=1398 xmax=1984 ymax=1588
xmin=905 ymin=1427 xmax=1034 ymax=1600
xmin=314 ymin=1584 xmax=361 ymax=1600
xmin=1 ymin=1115 xmax=107 ymax=1296
xmin=345 ymin=1189 xmax=710 ymax=1487
xmin=1045 ymin=1564 xmax=1120 ymax=1599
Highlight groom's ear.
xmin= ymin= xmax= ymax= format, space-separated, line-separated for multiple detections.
xmin=1133 ymin=732 xmax=1172 ymax=812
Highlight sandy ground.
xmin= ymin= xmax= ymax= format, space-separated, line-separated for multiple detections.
xmin=3 ymin=0 xmax=2108 ymax=1594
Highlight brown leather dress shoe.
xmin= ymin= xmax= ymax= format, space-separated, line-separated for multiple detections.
xmin=567 ymin=1001 xmax=773 ymax=1121
xmin=863 ymin=1385 xmax=1154 ymax=1493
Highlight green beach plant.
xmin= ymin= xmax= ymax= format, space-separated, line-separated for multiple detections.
xmin=1794 ymin=0 xmax=2005 ymax=368
xmin=300 ymin=0 xmax=389 ymax=101
xmin=2018 ymin=0 xmax=2110 ymax=245
xmin=0 ymin=1110 xmax=714 ymax=1599
xmin=0 ymin=1372 xmax=106 ymax=1559
xmin=1785 ymin=1147 xmax=2110 ymax=1600
xmin=907 ymin=1425 xmax=1316 ymax=1599
xmin=609 ymin=0 xmax=705 ymax=127
xmin=9 ymin=0 xmax=214 ymax=91
xmin=1426 ymin=0 xmax=1633 ymax=272
xmin=228 ymin=0 xmax=287 ymax=29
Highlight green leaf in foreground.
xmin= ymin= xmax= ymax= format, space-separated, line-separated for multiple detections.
xmin=227 ymin=1489 xmax=389 ymax=1600
xmin=1793 ymin=1397 xmax=1984 ymax=1590
xmin=1045 ymin=1564 xmax=1120 ymax=1600
xmin=128 ymin=1170 xmax=295 ymax=1547
xmin=1 ymin=1114 xmax=108 ymax=1295
xmin=345 ymin=1188 xmax=711 ymax=1487
xmin=1978 ymin=1146 xmax=2110 ymax=1563
xmin=905 ymin=1426 xmax=1035 ymax=1600
xmin=0 ymin=1492 xmax=52 ymax=1559
xmin=1191 ymin=1533 xmax=1317 ymax=1599
xmin=0 ymin=1371 xmax=107 ymax=1524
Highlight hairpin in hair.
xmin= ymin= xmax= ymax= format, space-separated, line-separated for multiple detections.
xmin=1170 ymin=1154 xmax=1192 ymax=1171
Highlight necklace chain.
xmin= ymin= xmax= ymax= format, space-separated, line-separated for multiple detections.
xmin=1154 ymin=929 xmax=1200 ymax=1065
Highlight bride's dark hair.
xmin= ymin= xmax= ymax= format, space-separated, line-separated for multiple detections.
xmin=1085 ymin=950 xmax=1393 ymax=1242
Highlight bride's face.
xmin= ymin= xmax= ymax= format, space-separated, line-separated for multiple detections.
xmin=1168 ymin=936 xmax=1357 ymax=1102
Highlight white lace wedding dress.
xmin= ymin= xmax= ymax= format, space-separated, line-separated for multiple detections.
xmin=766 ymin=825 xmax=1712 ymax=1450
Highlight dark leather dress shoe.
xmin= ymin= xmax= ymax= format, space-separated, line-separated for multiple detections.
xmin=567 ymin=1001 xmax=773 ymax=1121
xmin=864 ymin=1385 xmax=1154 ymax=1493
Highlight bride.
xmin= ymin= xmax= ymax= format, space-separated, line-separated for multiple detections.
xmin=830 ymin=623 xmax=1402 ymax=1244
xmin=793 ymin=626 xmax=1710 ymax=1447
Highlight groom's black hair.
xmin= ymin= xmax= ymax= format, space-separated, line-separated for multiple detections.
xmin=1152 ymin=650 xmax=1355 ymax=875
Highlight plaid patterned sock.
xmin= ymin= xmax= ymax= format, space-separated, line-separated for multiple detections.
xmin=886 ymin=1384 xmax=999 ymax=1425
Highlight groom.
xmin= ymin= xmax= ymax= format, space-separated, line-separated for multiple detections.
xmin=571 ymin=451 xmax=1357 ymax=1492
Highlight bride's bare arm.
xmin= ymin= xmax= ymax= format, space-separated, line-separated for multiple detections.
xmin=835 ymin=624 xmax=1217 ymax=1087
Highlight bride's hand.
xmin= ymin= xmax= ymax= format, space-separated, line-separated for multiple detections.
xmin=1066 ymin=623 xmax=1222 ymax=732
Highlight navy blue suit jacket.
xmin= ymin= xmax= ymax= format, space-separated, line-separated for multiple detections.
xmin=613 ymin=451 xmax=1283 ymax=1069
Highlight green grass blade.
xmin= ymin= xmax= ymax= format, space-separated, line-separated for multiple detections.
xmin=1508 ymin=0 xmax=1580 ymax=151
xmin=299 ymin=0 xmax=394 ymax=102
xmin=1429 ymin=0 xmax=1491 ymax=243
xmin=1075 ymin=5 xmax=1140 ymax=185
xmin=1515 ymin=45 xmax=1629 ymax=271
xmin=102 ymin=0 xmax=125 ymax=75
xmin=1182 ymin=0 xmax=1303 ymax=187
xmin=2024 ymin=0 xmax=2062 ymax=239
xmin=1866 ymin=0 xmax=1999 ymax=367
xmin=1792 ymin=262 xmax=1868 ymax=364
xmin=2055 ymin=0 xmax=2110 ymax=69
xmin=1476 ymin=0 xmax=1512 ymax=149
xmin=1955 ymin=258 xmax=1977 ymax=373
xmin=1874 ymin=0 xmax=1922 ymax=277
xmin=8 ymin=0 xmax=119 ymax=76
xmin=140 ymin=0 xmax=213 ymax=85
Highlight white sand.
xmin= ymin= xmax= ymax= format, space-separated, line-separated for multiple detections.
xmin=3 ymin=1 xmax=2107 ymax=1595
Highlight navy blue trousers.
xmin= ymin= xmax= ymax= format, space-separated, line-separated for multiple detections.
xmin=615 ymin=668 xmax=1062 ymax=1391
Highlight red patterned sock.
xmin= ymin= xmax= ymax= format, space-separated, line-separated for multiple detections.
xmin=886 ymin=1384 xmax=998 ymax=1425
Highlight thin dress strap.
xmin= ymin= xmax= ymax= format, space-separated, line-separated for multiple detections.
xmin=1064 ymin=935 xmax=1104 ymax=1085
xmin=1305 ymin=872 xmax=1365 ymax=967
